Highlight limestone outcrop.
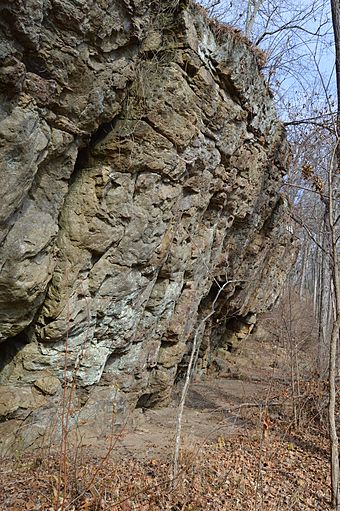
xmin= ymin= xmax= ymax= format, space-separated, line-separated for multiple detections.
xmin=0 ymin=0 xmax=295 ymax=449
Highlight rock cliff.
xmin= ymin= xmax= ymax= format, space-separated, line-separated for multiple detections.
xmin=0 ymin=0 xmax=295 ymax=448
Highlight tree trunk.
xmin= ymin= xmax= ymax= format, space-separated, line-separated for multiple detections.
xmin=245 ymin=0 xmax=264 ymax=36
xmin=327 ymin=161 xmax=340 ymax=508
xmin=328 ymin=1 xmax=340 ymax=507
xmin=299 ymin=238 xmax=309 ymax=298
xmin=331 ymin=0 xmax=340 ymax=123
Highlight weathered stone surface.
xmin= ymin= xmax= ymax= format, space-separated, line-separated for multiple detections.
xmin=34 ymin=376 xmax=61 ymax=395
xmin=0 ymin=385 xmax=47 ymax=418
xmin=0 ymin=0 xmax=296 ymax=447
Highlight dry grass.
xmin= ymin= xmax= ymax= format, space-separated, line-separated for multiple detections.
xmin=192 ymin=2 xmax=268 ymax=68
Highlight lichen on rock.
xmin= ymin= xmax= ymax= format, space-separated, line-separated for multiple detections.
xmin=0 ymin=0 xmax=296 ymax=449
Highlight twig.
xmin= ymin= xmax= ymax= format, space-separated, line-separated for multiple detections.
xmin=172 ymin=280 xmax=231 ymax=485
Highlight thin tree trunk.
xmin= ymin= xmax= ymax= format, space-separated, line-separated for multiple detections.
xmin=172 ymin=280 xmax=230 ymax=485
xmin=329 ymin=0 xmax=340 ymax=505
xmin=245 ymin=0 xmax=264 ymax=36
xmin=327 ymin=173 xmax=340 ymax=509
xmin=329 ymin=302 xmax=340 ymax=510
xmin=331 ymin=0 xmax=340 ymax=116
xmin=313 ymin=244 xmax=319 ymax=314
xmin=299 ymin=238 xmax=309 ymax=298
xmin=327 ymin=143 xmax=340 ymax=509
xmin=318 ymin=229 xmax=328 ymax=376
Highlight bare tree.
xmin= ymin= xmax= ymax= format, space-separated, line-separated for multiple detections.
xmin=327 ymin=147 xmax=340 ymax=511
xmin=328 ymin=1 xmax=340 ymax=507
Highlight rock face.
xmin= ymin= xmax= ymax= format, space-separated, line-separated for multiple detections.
xmin=0 ymin=0 xmax=295 ymax=447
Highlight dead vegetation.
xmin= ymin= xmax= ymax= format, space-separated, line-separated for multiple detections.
xmin=0 ymin=414 xmax=331 ymax=511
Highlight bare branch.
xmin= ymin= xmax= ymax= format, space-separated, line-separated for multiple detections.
xmin=282 ymin=181 xmax=330 ymax=199
xmin=256 ymin=20 xmax=329 ymax=45
xmin=288 ymin=210 xmax=329 ymax=255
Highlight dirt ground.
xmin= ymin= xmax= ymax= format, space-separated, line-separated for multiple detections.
xmin=61 ymin=332 xmax=311 ymax=461
xmin=77 ymin=329 xmax=322 ymax=480
xmin=99 ymin=330 xmax=302 ymax=460
xmin=113 ymin=377 xmax=277 ymax=461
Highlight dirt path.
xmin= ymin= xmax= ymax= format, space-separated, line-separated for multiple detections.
xmin=101 ymin=377 xmax=280 ymax=461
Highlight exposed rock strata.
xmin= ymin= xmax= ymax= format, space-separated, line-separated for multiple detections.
xmin=0 ymin=0 xmax=295 ymax=448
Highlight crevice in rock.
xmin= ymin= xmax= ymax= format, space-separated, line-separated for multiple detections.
xmin=70 ymin=116 xmax=121 ymax=188
xmin=0 ymin=331 xmax=29 ymax=383
xmin=90 ymin=253 xmax=102 ymax=266
xmin=102 ymin=347 xmax=130 ymax=374
xmin=180 ymin=60 xmax=200 ymax=79
xmin=135 ymin=392 xmax=158 ymax=409
xmin=90 ymin=118 xmax=119 ymax=147
xmin=22 ymin=53 xmax=54 ymax=80
xmin=216 ymin=71 xmax=242 ymax=105
xmin=141 ymin=115 xmax=178 ymax=150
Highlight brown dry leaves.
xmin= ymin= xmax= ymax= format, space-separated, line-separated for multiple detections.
xmin=0 ymin=423 xmax=331 ymax=511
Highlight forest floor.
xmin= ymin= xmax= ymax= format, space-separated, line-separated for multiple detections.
xmin=0 ymin=335 xmax=333 ymax=510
